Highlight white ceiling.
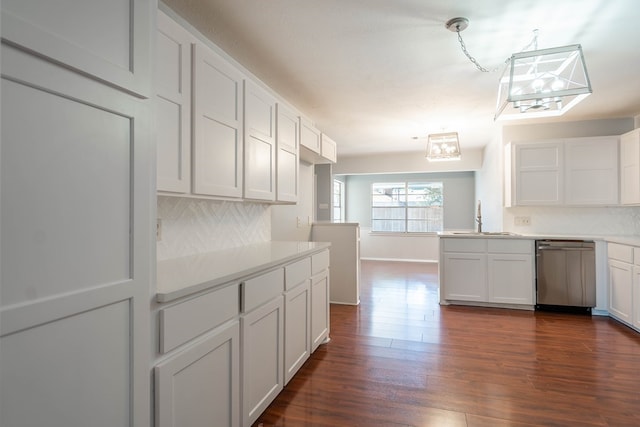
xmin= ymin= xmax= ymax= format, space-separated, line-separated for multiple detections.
xmin=163 ymin=0 xmax=640 ymax=156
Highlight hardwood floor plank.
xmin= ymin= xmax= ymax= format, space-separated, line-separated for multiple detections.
xmin=254 ymin=261 xmax=640 ymax=427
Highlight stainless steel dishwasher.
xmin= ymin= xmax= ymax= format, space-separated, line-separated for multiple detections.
xmin=535 ymin=239 xmax=596 ymax=312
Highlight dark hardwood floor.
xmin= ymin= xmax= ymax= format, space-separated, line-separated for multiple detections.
xmin=254 ymin=260 xmax=640 ymax=426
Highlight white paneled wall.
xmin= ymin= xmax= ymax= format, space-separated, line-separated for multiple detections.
xmin=157 ymin=196 xmax=271 ymax=260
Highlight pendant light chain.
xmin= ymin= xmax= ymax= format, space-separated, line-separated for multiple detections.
xmin=455 ymin=29 xmax=539 ymax=73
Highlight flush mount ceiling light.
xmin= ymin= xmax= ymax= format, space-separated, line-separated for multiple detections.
xmin=426 ymin=132 xmax=461 ymax=161
xmin=445 ymin=17 xmax=592 ymax=121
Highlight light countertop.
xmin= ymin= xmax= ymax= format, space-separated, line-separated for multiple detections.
xmin=438 ymin=231 xmax=640 ymax=246
xmin=156 ymin=241 xmax=331 ymax=303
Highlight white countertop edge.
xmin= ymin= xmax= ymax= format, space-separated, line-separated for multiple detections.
xmin=438 ymin=232 xmax=640 ymax=246
xmin=156 ymin=241 xmax=331 ymax=303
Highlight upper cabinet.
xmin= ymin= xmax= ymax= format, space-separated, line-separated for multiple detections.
xmin=154 ymin=12 xmax=338 ymax=201
xmin=564 ymin=137 xmax=619 ymax=205
xmin=300 ymin=117 xmax=321 ymax=155
xmin=506 ymin=136 xmax=619 ymax=207
xmin=1 ymin=0 xmax=152 ymax=97
xmin=156 ymin=10 xmax=192 ymax=194
xmin=276 ymin=104 xmax=299 ymax=203
xmin=620 ymin=128 xmax=640 ymax=205
xmin=321 ymin=134 xmax=338 ymax=163
xmin=244 ymin=80 xmax=277 ymax=201
xmin=192 ymin=42 xmax=245 ymax=198
xmin=508 ymin=140 xmax=564 ymax=206
xmin=299 ymin=117 xmax=337 ymax=164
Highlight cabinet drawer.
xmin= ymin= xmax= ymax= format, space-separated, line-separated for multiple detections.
xmin=311 ymin=250 xmax=330 ymax=275
xmin=609 ymin=243 xmax=633 ymax=263
xmin=160 ymin=283 xmax=240 ymax=353
xmin=285 ymin=257 xmax=311 ymax=290
xmin=634 ymin=248 xmax=640 ymax=266
xmin=488 ymin=239 xmax=533 ymax=254
xmin=443 ymin=238 xmax=486 ymax=253
xmin=243 ymin=268 xmax=284 ymax=312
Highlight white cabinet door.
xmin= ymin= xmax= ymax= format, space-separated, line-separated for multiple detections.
xmin=155 ymin=323 xmax=240 ymax=427
xmin=284 ymin=281 xmax=310 ymax=384
xmin=310 ymin=272 xmax=330 ymax=352
xmin=321 ymin=133 xmax=337 ymax=163
xmin=633 ymin=266 xmax=640 ymax=330
xmin=1 ymin=0 xmax=152 ymax=97
xmin=244 ymin=80 xmax=276 ymax=201
xmin=513 ymin=141 xmax=563 ymax=205
xmin=276 ymin=103 xmax=299 ymax=202
xmin=620 ymin=129 xmax=640 ymax=205
xmin=442 ymin=253 xmax=487 ymax=301
xmin=192 ymin=42 xmax=244 ymax=198
xmin=1 ymin=42 xmax=151 ymax=427
xmin=241 ymin=296 xmax=284 ymax=427
xmin=156 ymin=11 xmax=192 ymax=193
xmin=609 ymin=259 xmax=633 ymax=325
xmin=564 ymin=136 xmax=619 ymax=205
xmin=487 ymin=254 xmax=534 ymax=305
xmin=300 ymin=116 xmax=321 ymax=154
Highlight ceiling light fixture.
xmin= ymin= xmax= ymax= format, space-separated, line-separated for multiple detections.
xmin=426 ymin=132 xmax=461 ymax=161
xmin=445 ymin=17 xmax=592 ymax=121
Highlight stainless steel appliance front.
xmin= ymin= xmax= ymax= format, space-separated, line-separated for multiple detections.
xmin=535 ymin=240 xmax=596 ymax=310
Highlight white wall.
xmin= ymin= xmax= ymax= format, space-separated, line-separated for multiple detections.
xmin=333 ymin=147 xmax=484 ymax=175
xmin=271 ymin=161 xmax=315 ymax=241
xmin=343 ymin=172 xmax=475 ymax=262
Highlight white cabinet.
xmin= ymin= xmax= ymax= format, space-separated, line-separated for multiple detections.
xmin=299 ymin=117 xmax=337 ymax=164
xmin=241 ymin=268 xmax=285 ymax=427
xmin=156 ymin=10 xmax=192 ymax=193
xmin=564 ymin=137 xmax=619 ymax=205
xmin=506 ymin=136 xmax=619 ymax=206
xmin=608 ymin=243 xmax=634 ymax=325
xmin=1 ymin=3 xmax=153 ymax=426
xmin=440 ymin=238 xmax=535 ymax=307
xmin=310 ymin=250 xmax=330 ymax=352
xmin=155 ymin=323 xmax=240 ymax=427
xmin=321 ymin=133 xmax=338 ymax=163
xmin=508 ymin=140 xmax=564 ymax=206
xmin=192 ymin=42 xmax=244 ymax=198
xmin=633 ymin=263 xmax=640 ymax=330
xmin=620 ymin=128 xmax=640 ymax=205
xmin=244 ymin=80 xmax=276 ymax=201
xmin=300 ymin=116 xmax=321 ymax=154
xmin=276 ymin=103 xmax=299 ymax=202
xmin=441 ymin=238 xmax=487 ymax=302
xmin=487 ymin=240 xmax=535 ymax=305
xmin=283 ymin=257 xmax=311 ymax=384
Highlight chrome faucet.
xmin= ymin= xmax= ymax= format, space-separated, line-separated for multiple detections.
xmin=476 ymin=200 xmax=482 ymax=233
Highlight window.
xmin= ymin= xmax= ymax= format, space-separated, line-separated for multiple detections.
xmin=371 ymin=182 xmax=443 ymax=232
xmin=333 ymin=179 xmax=344 ymax=222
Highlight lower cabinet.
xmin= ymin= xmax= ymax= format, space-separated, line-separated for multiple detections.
xmin=155 ymin=322 xmax=240 ymax=427
xmin=310 ymin=250 xmax=330 ymax=352
xmin=633 ymin=266 xmax=640 ymax=330
xmin=241 ymin=296 xmax=284 ymax=427
xmin=154 ymin=249 xmax=330 ymax=427
xmin=440 ymin=238 xmax=534 ymax=307
xmin=442 ymin=252 xmax=487 ymax=301
xmin=284 ymin=281 xmax=311 ymax=384
xmin=608 ymin=243 xmax=634 ymax=325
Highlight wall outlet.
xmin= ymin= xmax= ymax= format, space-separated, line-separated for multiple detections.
xmin=156 ymin=218 xmax=162 ymax=241
xmin=514 ymin=216 xmax=531 ymax=226
xmin=296 ymin=216 xmax=302 ymax=228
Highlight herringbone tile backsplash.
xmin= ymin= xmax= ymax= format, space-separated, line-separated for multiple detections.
xmin=157 ymin=196 xmax=271 ymax=260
